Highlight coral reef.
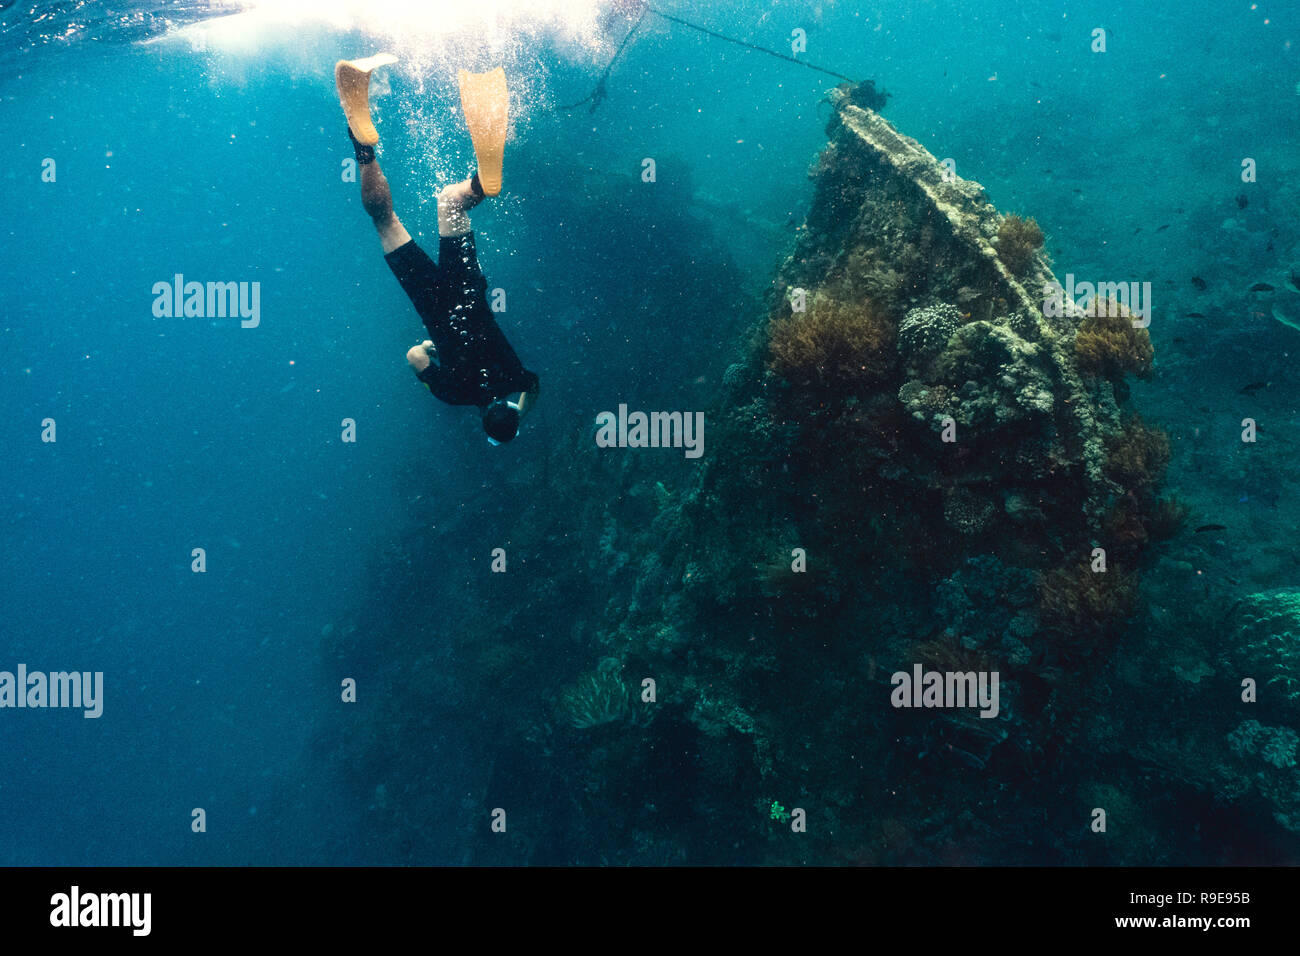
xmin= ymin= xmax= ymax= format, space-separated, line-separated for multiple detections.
xmin=941 ymin=487 xmax=997 ymax=535
xmin=925 ymin=319 xmax=1057 ymax=427
xmin=1232 ymin=589 xmax=1300 ymax=710
xmin=1074 ymin=297 xmax=1155 ymax=381
xmin=995 ymin=214 xmax=1045 ymax=277
xmin=549 ymin=87 xmax=1176 ymax=861
xmin=1037 ymin=559 xmax=1139 ymax=657
xmin=934 ymin=555 xmax=1039 ymax=660
xmin=557 ymin=658 xmax=644 ymax=730
xmin=788 ymin=96 xmax=1120 ymax=520
xmin=766 ymin=286 xmax=897 ymax=393
xmin=1226 ymin=719 xmax=1300 ymax=832
xmin=1104 ymin=416 xmax=1171 ymax=489
xmin=1229 ymin=719 xmax=1298 ymax=769
xmin=898 ymin=302 xmax=964 ymax=360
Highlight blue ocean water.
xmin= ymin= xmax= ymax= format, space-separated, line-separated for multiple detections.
xmin=2 ymin=1 xmax=1298 ymax=865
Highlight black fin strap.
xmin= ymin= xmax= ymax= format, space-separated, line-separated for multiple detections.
xmin=347 ymin=127 xmax=375 ymax=165
xmin=470 ymin=172 xmax=485 ymax=197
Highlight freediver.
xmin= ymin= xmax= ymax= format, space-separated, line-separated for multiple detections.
xmin=335 ymin=54 xmax=539 ymax=445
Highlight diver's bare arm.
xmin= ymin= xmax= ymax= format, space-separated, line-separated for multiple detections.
xmin=514 ymin=389 xmax=535 ymax=420
xmin=361 ymin=159 xmax=412 ymax=253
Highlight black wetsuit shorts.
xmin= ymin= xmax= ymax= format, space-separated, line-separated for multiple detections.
xmin=385 ymin=232 xmax=539 ymax=408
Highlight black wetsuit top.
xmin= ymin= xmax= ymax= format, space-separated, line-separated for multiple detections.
xmin=385 ymin=232 xmax=539 ymax=407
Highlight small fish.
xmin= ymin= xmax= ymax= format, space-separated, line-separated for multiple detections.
xmin=1133 ymin=227 xmax=1142 ymax=234
xmin=1172 ymin=336 xmax=1188 ymax=344
xmin=1185 ymin=312 xmax=1206 ymax=318
xmin=1194 ymin=524 xmax=1227 ymax=533
xmin=1071 ymin=187 xmax=1083 ymax=193
xmin=1249 ymin=282 xmax=1275 ymax=292
xmin=1239 ymin=381 xmax=1268 ymax=394
xmin=1156 ymin=223 xmax=1170 ymax=231
xmin=1191 ymin=276 xmax=1207 ymax=291
xmin=1236 ymin=194 xmax=1248 ymax=209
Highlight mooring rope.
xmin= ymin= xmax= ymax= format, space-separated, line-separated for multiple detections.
xmin=563 ymin=2 xmax=857 ymax=112
xmin=560 ymin=3 xmax=649 ymax=112
xmin=646 ymin=5 xmax=856 ymax=82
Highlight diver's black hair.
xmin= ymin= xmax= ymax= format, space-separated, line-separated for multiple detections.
xmin=482 ymin=400 xmax=520 ymax=443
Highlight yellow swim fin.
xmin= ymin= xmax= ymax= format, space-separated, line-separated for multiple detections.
xmin=458 ymin=67 xmax=508 ymax=196
xmin=335 ymin=52 xmax=398 ymax=146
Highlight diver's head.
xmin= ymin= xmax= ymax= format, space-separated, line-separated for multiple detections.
xmin=482 ymin=400 xmax=520 ymax=445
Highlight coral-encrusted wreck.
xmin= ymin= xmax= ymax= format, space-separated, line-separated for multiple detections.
xmin=547 ymin=88 xmax=1180 ymax=863
xmin=770 ymin=89 xmax=1118 ymax=525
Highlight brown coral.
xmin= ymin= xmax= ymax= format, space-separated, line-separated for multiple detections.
xmin=1104 ymin=416 xmax=1171 ymax=489
xmin=1101 ymin=497 xmax=1150 ymax=552
xmin=1145 ymin=495 xmax=1190 ymax=540
xmin=910 ymin=632 xmax=993 ymax=673
xmin=1074 ymin=297 xmax=1155 ymax=381
xmin=1101 ymin=492 xmax=1187 ymax=557
xmin=767 ymin=291 xmax=897 ymax=392
xmin=1038 ymin=559 xmax=1138 ymax=655
xmin=995 ymin=214 xmax=1045 ymax=277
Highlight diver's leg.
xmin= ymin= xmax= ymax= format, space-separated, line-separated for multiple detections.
xmin=336 ymin=55 xmax=409 ymax=252
xmin=360 ymin=158 xmax=412 ymax=253
xmin=437 ymin=176 xmax=486 ymax=238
